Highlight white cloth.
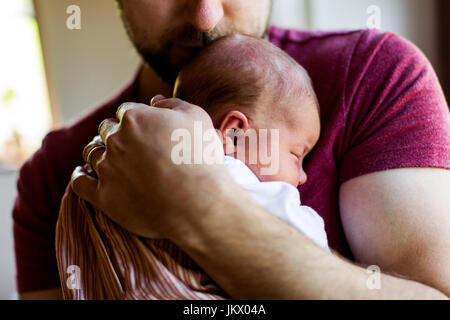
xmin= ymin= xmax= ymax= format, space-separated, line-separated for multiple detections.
xmin=224 ymin=156 xmax=330 ymax=251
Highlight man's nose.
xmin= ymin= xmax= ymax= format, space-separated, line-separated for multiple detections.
xmin=298 ymin=169 xmax=308 ymax=186
xmin=186 ymin=0 xmax=224 ymax=32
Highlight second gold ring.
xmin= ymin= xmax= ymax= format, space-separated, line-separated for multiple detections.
xmin=86 ymin=144 xmax=106 ymax=169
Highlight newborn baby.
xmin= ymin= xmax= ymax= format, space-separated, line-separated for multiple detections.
xmin=174 ymin=34 xmax=328 ymax=250
xmin=56 ymin=34 xmax=328 ymax=300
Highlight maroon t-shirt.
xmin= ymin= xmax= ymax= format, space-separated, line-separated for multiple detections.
xmin=13 ymin=26 xmax=450 ymax=293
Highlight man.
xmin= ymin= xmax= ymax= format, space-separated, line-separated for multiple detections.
xmin=15 ymin=0 xmax=450 ymax=299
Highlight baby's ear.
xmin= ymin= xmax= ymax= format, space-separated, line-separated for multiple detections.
xmin=219 ymin=110 xmax=249 ymax=132
xmin=218 ymin=110 xmax=250 ymax=155
xmin=222 ymin=131 xmax=236 ymax=155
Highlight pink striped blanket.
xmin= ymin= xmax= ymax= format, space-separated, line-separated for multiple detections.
xmin=56 ymin=185 xmax=228 ymax=300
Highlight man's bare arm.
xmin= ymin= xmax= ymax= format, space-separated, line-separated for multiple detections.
xmin=169 ymin=169 xmax=449 ymax=299
xmin=339 ymin=168 xmax=450 ymax=297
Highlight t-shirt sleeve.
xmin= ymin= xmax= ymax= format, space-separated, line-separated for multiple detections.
xmin=12 ymin=138 xmax=61 ymax=293
xmin=340 ymin=30 xmax=450 ymax=184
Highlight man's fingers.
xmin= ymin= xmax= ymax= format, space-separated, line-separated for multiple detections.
xmin=82 ymin=135 xmax=104 ymax=164
xmin=152 ymin=97 xmax=191 ymax=110
xmin=71 ymin=166 xmax=100 ymax=208
xmin=98 ymin=118 xmax=119 ymax=146
xmin=88 ymin=147 xmax=105 ymax=176
xmin=152 ymin=97 xmax=179 ymax=109
xmin=116 ymin=102 xmax=148 ymax=122
xmin=150 ymin=95 xmax=167 ymax=106
xmin=153 ymin=97 xmax=212 ymax=123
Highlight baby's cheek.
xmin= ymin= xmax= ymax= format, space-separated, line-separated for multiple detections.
xmin=248 ymin=155 xmax=299 ymax=186
xmin=247 ymin=158 xmax=281 ymax=182
xmin=285 ymin=162 xmax=302 ymax=187
xmin=267 ymin=157 xmax=299 ymax=186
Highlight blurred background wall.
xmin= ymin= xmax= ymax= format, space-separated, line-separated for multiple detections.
xmin=0 ymin=0 xmax=447 ymax=299
xmin=33 ymin=0 xmax=140 ymax=124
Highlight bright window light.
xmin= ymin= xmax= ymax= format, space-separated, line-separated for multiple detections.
xmin=0 ymin=0 xmax=52 ymax=170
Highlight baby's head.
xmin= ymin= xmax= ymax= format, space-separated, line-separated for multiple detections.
xmin=174 ymin=34 xmax=320 ymax=187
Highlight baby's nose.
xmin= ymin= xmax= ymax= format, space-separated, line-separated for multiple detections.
xmin=298 ymin=169 xmax=308 ymax=186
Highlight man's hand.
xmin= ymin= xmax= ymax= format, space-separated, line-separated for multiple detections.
xmin=71 ymin=96 xmax=233 ymax=240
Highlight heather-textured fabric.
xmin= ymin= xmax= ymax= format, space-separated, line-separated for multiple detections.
xmin=13 ymin=26 xmax=450 ymax=293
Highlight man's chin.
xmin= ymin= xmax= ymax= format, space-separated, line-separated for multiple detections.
xmin=143 ymin=47 xmax=202 ymax=85
xmin=170 ymin=45 xmax=203 ymax=64
xmin=143 ymin=57 xmax=180 ymax=85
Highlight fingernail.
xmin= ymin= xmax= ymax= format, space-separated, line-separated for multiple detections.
xmin=150 ymin=95 xmax=166 ymax=106
xmin=71 ymin=166 xmax=84 ymax=182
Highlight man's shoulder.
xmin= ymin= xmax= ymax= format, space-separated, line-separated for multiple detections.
xmin=268 ymin=25 xmax=370 ymax=56
xmin=268 ymin=25 xmax=436 ymax=113
xmin=268 ymin=25 xmax=408 ymax=53
xmin=268 ymin=25 xmax=428 ymax=71
xmin=268 ymin=25 xmax=366 ymax=44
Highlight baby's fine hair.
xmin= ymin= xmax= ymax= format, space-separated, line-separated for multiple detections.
xmin=174 ymin=34 xmax=319 ymax=122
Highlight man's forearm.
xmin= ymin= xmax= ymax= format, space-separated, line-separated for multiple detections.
xmin=170 ymin=187 xmax=448 ymax=300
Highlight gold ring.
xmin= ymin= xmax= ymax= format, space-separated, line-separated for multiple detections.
xmin=86 ymin=144 xmax=105 ymax=169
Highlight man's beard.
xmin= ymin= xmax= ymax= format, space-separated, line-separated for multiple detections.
xmin=137 ymin=25 xmax=232 ymax=85
xmin=127 ymin=24 xmax=270 ymax=85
